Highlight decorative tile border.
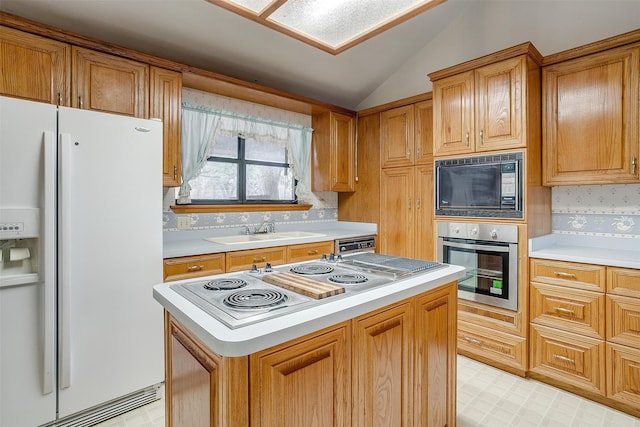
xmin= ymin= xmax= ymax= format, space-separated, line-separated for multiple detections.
xmin=552 ymin=212 xmax=640 ymax=238
xmin=163 ymin=208 xmax=338 ymax=232
xmin=551 ymin=184 xmax=640 ymax=238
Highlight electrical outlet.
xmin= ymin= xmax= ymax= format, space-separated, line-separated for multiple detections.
xmin=177 ymin=216 xmax=191 ymax=230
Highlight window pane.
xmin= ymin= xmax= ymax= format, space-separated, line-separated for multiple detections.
xmin=210 ymin=135 xmax=238 ymax=159
xmin=246 ymin=164 xmax=294 ymax=201
xmin=245 ymin=138 xmax=287 ymax=163
xmin=189 ymin=161 xmax=238 ymax=200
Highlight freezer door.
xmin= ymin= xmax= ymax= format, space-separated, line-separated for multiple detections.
xmin=57 ymin=107 xmax=164 ymax=418
xmin=0 ymin=96 xmax=57 ymax=426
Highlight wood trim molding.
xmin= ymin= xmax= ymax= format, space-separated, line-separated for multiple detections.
xmin=358 ymin=91 xmax=433 ymax=117
xmin=542 ymin=28 xmax=640 ymax=66
xmin=427 ymin=42 xmax=543 ymax=82
xmin=0 ymin=11 xmax=354 ymax=116
xmin=171 ymin=204 xmax=313 ymax=214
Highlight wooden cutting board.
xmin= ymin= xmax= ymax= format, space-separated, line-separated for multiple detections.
xmin=262 ymin=272 xmax=344 ymax=299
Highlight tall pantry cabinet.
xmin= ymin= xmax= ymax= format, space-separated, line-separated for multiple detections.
xmin=379 ymin=99 xmax=435 ymax=260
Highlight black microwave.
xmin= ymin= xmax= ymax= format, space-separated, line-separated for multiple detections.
xmin=435 ymin=152 xmax=523 ymax=219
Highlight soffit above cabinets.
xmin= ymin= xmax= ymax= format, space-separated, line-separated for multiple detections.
xmin=205 ymin=0 xmax=447 ymax=55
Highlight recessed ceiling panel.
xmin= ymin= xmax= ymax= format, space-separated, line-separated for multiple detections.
xmin=207 ymin=0 xmax=446 ymax=54
xmin=269 ymin=0 xmax=430 ymax=48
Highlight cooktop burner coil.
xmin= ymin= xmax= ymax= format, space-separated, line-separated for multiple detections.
xmin=204 ymin=278 xmax=248 ymax=291
xmin=290 ymin=264 xmax=334 ymax=275
xmin=223 ymin=289 xmax=288 ymax=310
xmin=328 ymin=274 xmax=368 ymax=284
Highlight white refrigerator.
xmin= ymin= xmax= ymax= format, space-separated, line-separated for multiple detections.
xmin=0 ymin=96 xmax=164 ymax=427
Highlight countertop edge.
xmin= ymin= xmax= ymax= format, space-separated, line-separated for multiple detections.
xmin=153 ymin=265 xmax=465 ymax=357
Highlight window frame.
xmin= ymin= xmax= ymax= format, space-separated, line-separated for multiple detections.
xmin=189 ymin=135 xmax=297 ymax=205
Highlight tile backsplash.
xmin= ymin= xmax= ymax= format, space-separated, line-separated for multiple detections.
xmin=552 ymin=184 xmax=640 ymax=238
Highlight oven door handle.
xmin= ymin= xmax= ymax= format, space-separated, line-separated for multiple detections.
xmin=442 ymin=240 xmax=511 ymax=253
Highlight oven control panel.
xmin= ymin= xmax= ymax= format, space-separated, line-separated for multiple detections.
xmin=437 ymin=222 xmax=518 ymax=243
xmin=335 ymin=235 xmax=376 ymax=254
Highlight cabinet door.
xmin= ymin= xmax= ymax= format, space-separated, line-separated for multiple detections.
xmin=606 ymin=294 xmax=640 ymax=348
xmin=0 ymin=26 xmax=70 ymax=105
xmin=250 ymin=322 xmax=351 ymax=427
xmin=607 ymin=343 xmax=640 ymax=407
xmin=414 ymin=100 xmax=433 ymax=165
xmin=352 ymin=301 xmax=413 ymax=427
xmin=72 ymin=46 xmax=149 ymax=117
xmin=381 ymin=104 xmax=415 ymax=168
xmin=380 ymin=167 xmax=414 ymax=258
xmin=414 ymin=283 xmax=457 ymax=427
xmin=330 ymin=112 xmax=356 ymax=192
xmin=543 ymin=44 xmax=640 ymax=185
xmin=475 ymin=56 xmax=525 ymax=152
xmin=151 ymin=66 xmax=182 ymax=187
xmin=414 ymin=164 xmax=434 ymax=261
xmin=433 ymin=71 xmax=474 ymax=156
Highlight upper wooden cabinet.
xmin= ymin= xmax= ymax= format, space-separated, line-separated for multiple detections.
xmin=430 ymin=43 xmax=542 ymax=157
xmin=312 ymin=111 xmax=356 ymax=192
xmin=542 ymin=43 xmax=640 ymax=185
xmin=380 ymin=100 xmax=433 ymax=168
xmin=0 ymin=25 xmax=70 ymax=105
xmin=72 ymin=46 xmax=149 ymax=118
xmin=151 ymin=66 xmax=182 ymax=187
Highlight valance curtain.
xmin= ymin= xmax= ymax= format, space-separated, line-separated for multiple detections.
xmin=177 ymin=103 xmax=313 ymax=204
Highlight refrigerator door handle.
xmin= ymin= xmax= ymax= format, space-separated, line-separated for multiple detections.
xmin=42 ymin=131 xmax=56 ymax=395
xmin=59 ymin=133 xmax=72 ymax=390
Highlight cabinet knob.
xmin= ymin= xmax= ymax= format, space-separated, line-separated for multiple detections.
xmin=633 ymin=156 xmax=637 ymax=174
xmin=479 ymin=129 xmax=484 ymax=145
xmin=406 ymin=149 xmax=411 ymax=159
xmin=465 ymin=131 xmax=469 ymax=146
xmin=78 ymin=96 xmax=83 ymax=109
xmin=187 ymin=265 xmax=203 ymax=271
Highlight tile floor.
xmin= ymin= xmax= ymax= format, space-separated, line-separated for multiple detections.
xmin=96 ymin=355 xmax=640 ymax=427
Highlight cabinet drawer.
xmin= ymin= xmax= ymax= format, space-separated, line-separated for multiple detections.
xmin=530 ymin=258 xmax=605 ymax=292
xmin=163 ymin=253 xmax=225 ymax=282
xmin=226 ymin=246 xmax=287 ymax=272
xmin=530 ymin=282 xmax=605 ymax=339
xmin=458 ymin=322 xmax=527 ymax=373
xmin=287 ymin=241 xmax=333 ymax=263
xmin=608 ymin=267 xmax=640 ymax=298
xmin=530 ymin=324 xmax=605 ymax=395
xmin=607 ymin=343 xmax=640 ymax=407
xmin=607 ymin=294 xmax=640 ymax=349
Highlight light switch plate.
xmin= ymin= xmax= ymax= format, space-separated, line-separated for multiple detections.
xmin=176 ymin=216 xmax=191 ymax=230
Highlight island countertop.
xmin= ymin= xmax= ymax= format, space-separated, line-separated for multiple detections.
xmin=153 ymin=262 xmax=465 ymax=357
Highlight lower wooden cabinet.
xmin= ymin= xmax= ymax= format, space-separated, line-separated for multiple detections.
xmin=458 ymin=321 xmax=527 ymax=375
xmin=286 ymin=240 xmax=333 ymax=263
xmin=530 ymin=324 xmax=606 ymax=395
xmin=165 ymin=281 xmax=457 ymax=427
xmin=225 ymin=246 xmax=287 ymax=272
xmin=163 ymin=253 xmax=225 ymax=281
xmin=607 ymin=343 xmax=640 ymax=407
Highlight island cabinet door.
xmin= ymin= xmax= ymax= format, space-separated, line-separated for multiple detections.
xmin=414 ymin=283 xmax=457 ymax=427
xmin=352 ymin=300 xmax=414 ymax=427
xmin=165 ymin=314 xmax=249 ymax=427
xmin=250 ymin=322 xmax=351 ymax=427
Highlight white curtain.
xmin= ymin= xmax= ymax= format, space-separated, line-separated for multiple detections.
xmin=178 ymin=103 xmax=313 ymax=204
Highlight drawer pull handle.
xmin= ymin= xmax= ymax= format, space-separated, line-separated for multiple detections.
xmin=253 ymin=257 xmax=266 ymax=262
xmin=463 ymin=336 xmax=482 ymax=346
xmin=553 ymin=354 xmax=575 ymax=364
xmin=554 ymin=307 xmax=575 ymax=315
xmin=307 ymin=250 xmax=318 ymax=255
xmin=554 ymin=271 xmax=577 ymax=279
xmin=187 ymin=265 xmax=204 ymax=271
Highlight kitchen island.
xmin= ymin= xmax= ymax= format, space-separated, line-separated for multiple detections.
xmin=153 ymin=258 xmax=465 ymax=427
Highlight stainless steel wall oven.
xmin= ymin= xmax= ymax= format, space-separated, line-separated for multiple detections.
xmin=437 ymin=222 xmax=518 ymax=311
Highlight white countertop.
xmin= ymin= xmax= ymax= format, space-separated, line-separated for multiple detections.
xmin=529 ymin=234 xmax=640 ymax=269
xmin=163 ymin=221 xmax=377 ymax=258
xmin=153 ymin=263 xmax=465 ymax=357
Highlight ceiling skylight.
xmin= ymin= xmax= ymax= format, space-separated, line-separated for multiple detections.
xmin=206 ymin=0 xmax=446 ymax=55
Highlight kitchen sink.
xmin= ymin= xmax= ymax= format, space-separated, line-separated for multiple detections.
xmin=206 ymin=231 xmax=325 ymax=245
